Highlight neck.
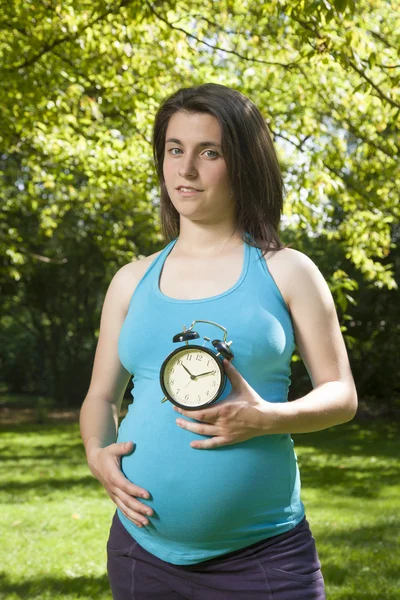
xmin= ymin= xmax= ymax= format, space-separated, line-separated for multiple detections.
xmin=174 ymin=223 xmax=243 ymax=258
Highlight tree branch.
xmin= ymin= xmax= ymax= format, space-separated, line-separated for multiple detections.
xmin=6 ymin=0 xmax=135 ymax=72
xmin=324 ymin=164 xmax=378 ymax=205
xmin=378 ymin=64 xmax=400 ymax=70
xmin=30 ymin=252 xmax=68 ymax=264
xmin=344 ymin=120 xmax=399 ymax=158
xmin=293 ymin=18 xmax=400 ymax=110
xmin=369 ymin=30 xmax=396 ymax=51
xmin=145 ymin=1 xmax=303 ymax=71
xmin=270 ymin=128 xmax=311 ymax=152
xmin=347 ymin=59 xmax=400 ymax=110
xmin=271 ymin=128 xmax=378 ymax=205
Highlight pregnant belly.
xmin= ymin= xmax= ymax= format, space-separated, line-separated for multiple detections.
xmin=117 ymin=402 xmax=296 ymax=545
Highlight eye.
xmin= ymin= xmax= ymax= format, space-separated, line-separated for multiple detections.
xmin=168 ymin=147 xmax=183 ymax=155
xmin=203 ymin=150 xmax=219 ymax=159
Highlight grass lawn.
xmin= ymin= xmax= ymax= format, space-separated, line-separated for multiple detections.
xmin=0 ymin=409 xmax=399 ymax=599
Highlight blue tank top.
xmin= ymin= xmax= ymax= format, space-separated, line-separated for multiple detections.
xmin=116 ymin=234 xmax=305 ymax=565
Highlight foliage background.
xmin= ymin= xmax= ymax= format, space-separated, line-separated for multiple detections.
xmin=1 ymin=0 xmax=399 ymax=408
xmin=1 ymin=3 xmax=399 ymax=599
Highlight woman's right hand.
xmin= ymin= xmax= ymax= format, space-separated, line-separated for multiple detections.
xmin=88 ymin=441 xmax=153 ymax=528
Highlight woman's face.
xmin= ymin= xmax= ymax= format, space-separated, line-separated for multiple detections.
xmin=162 ymin=111 xmax=236 ymax=225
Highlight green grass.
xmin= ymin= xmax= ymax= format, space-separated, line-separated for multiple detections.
xmin=0 ymin=417 xmax=399 ymax=599
xmin=293 ymin=422 xmax=399 ymax=599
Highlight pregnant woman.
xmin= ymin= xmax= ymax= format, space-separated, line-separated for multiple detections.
xmin=79 ymin=83 xmax=357 ymax=599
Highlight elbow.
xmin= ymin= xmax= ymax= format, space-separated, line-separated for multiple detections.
xmin=342 ymin=385 xmax=358 ymax=423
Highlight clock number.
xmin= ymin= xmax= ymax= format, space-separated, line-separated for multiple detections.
xmin=187 ymin=354 xmax=192 ymax=361
xmin=196 ymin=354 xmax=202 ymax=361
xmin=176 ymin=388 xmax=180 ymax=394
xmin=170 ymin=379 xmax=174 ymax=385
xmin=185 ymin=394 xmax=189 ymax=401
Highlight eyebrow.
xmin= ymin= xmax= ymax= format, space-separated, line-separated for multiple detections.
xmin=165 ymin=137 xmax=221 ymax=148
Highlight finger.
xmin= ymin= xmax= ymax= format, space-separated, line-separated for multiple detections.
xmin=223 ymin=359 xmax=249 ymax=391
xmin=112 ymin=441 xmax=135 ymax=455
xmin=116 ymin=488 xmax=154 ymax=519
xmin=176 ymin=417 xmax=218 ymax=437
xmin=110 ymin=494 xmax=144 ymax=527
xmin=112 ymin=471 xmax=151 ymax=502
xmin=190 ymin=436 xmax=229 ymax=450
xmin=113 ymin=496 xmax=150 ymax=528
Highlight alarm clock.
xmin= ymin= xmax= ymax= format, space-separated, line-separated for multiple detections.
xmin=160 ymin=319 xmax=234 ymax=410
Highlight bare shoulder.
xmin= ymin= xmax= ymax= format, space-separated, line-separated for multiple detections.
xmin=267 ymin=247 xmax=320 ymax=273
xmin=265 ymin=247 xmax=327 ymax=309
xmin=111 ymin=249 xmax=163 ymax=315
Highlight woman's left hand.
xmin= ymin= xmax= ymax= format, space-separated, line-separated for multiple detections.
xmin=174 ymin=359 xmax=278 ymax=449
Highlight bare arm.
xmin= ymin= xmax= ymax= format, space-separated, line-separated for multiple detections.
xmin=79 ymin=262 xmax=154 ymax=527
xmin=263 ymin=250 xmax=358 ymax=434
xmin=80 ymin=263 xmax=132 ymax=461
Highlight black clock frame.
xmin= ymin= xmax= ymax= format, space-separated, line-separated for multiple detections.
xmin=159 ymin=344 xmax=226 ymax=410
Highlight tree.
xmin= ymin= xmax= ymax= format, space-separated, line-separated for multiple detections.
xmin=1 ymin=0 xmax=398 ymax=404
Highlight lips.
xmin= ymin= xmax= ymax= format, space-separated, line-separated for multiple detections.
xmin=176 ymin=186 xmax=202 ymax=191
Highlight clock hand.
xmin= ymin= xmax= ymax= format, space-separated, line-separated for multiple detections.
xmin=181 ymin=363 xmax=195 ymax=379
xmin=194 ymin=370 xmax=217 ymax=379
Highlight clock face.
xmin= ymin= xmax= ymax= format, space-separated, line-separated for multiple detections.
xmin=160 ymin=345 xmax=224 ymax=409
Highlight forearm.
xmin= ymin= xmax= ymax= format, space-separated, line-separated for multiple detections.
xmin=264 ymin=381 xmax=358 ymax=435
xmin=79 ymin=395 xmax=119 ymax=466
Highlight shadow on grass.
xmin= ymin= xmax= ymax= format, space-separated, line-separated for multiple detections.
xmin=292 ymin=421 xmax=400 ymax=498
xmin=292 ymin=420 xmax=399 ymax=460
xmin=0 ymin=422 xmax=80 ymax=434
xmin=0 ymin=571 xmax=111 ymax=599
xmin=323 ymin=582 xmax=399 ymax=600
xmin=1 ymin=475 xmax=101 ymax=498
xmin=319 ymin=522 xmax=400 ymax=600
xmin=321 ymin=520 xmax=398 ymax=551
xmin=299 ymin=461 xmax=398 ymax=498
xmin=0 ymin=443 xmax=86 ymax=462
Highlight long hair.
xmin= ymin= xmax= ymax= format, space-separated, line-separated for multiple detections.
xmin=152 ymin=83 xmax=287 ymax=256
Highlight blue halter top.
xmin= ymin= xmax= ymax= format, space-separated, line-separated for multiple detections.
xmin=116 ymin=235 xmax=305 ymax=565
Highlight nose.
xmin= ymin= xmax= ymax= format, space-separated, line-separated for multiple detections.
xmin=178 ymin=153 xmax=198 ymax=178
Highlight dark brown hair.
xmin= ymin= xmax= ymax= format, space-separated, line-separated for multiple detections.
xmin=152 ymin=83 xmax=286 ymax=256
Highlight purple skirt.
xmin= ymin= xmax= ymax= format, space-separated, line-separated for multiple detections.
xmin=106 ymin=511 xmax=325 ymax=599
